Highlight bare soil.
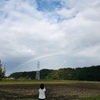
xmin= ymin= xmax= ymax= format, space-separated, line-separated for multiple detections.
xmin=0 ymin=83 xmax=100 ymax=100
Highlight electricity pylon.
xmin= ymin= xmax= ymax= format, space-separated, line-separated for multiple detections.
xmin=35 ymin=61 xmax=40 ymax=80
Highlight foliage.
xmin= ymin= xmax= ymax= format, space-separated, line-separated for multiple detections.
xmin=40 ymin=69 xmax=53 ymax=79
xmin=74 ymin=65 xmax=100 ymax=81
xmin=9 ymin=65 xmax=100 ymax=81
xmin=0 ymin=61 xmax=6 ymax=80
xmin=9 ymin=71 xmax=36 ymax=79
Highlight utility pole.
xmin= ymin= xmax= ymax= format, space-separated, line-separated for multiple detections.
xmin=36 ymin=61 xmax=40 ymax=80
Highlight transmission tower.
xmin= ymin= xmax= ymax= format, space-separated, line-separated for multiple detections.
xmin=36 ymin=61 xmax=40 ymax=80
xmin=0 ymin=59 xmax=2 ymax=69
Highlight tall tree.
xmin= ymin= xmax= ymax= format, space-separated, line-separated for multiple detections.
xmin=0 ymin=60 xmax=6 ymax=80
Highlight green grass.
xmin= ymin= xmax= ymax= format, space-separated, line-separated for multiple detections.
xmin=0 ymin=79 xmax=100 ymax=85
xmin=0 ymin=79 xmax=80 ymax=84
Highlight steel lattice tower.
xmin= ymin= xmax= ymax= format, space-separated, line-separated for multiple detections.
xmin=36 ymin=61 xmax=40 ymax=80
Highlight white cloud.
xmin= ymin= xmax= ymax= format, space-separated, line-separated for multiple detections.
xmin=0 ymin=0 xmax=100 ymax=75
xmin=75 ymin=45 xmax=100 ymax=57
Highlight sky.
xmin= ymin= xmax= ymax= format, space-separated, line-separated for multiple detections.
xmin=0 ymin=0 xmax=100 ymax=76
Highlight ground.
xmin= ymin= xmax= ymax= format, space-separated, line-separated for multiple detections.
xmin=0 ymin=82 xmax=100 ymax=100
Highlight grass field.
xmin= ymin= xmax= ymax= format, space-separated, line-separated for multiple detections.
xmin=0 ymin=79 xmax=85 ymax=84
xmin=0 ymin=80 xmax=100 ymax=100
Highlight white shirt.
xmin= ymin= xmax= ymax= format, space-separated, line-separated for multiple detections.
xmin=39 ymin=88 xmax=46 ymax=99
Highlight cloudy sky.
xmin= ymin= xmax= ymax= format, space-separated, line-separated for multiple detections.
xmin=0 ymin=0 xmax=100 ymax=76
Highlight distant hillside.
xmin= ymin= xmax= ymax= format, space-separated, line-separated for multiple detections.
xmin=9 ymin=65 xmax=100 ymax=81
xmin=9 ymin=69 xmax=53 ymax=80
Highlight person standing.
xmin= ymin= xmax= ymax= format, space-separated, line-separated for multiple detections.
xmin=38 ymin=83 xmax=46 ymax=100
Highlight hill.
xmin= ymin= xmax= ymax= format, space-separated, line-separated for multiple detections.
xmin=9 ymin=65 xmax=100 ymax=81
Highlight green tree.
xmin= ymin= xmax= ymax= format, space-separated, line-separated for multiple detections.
xmin=0 ymin=60 xmax=6 ymax=80
xmin=40 ymin=69 xmax=53 ymax=79
xmin=46 ymin=70 xmax=59 ymax=80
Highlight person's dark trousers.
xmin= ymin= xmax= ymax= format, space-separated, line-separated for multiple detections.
xmin=39 ymin=99 xmax=45 ymax=100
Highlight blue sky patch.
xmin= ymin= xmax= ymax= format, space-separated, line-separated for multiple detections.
xmin=36 ymin=0 xmax=63 ymax=12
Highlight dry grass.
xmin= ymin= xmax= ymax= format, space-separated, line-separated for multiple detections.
xmin=0 ymin=81 xmax=100 ymax=100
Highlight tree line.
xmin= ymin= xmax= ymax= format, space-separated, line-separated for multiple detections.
xmin=9 ymin=65 xmax=100 ymax=81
